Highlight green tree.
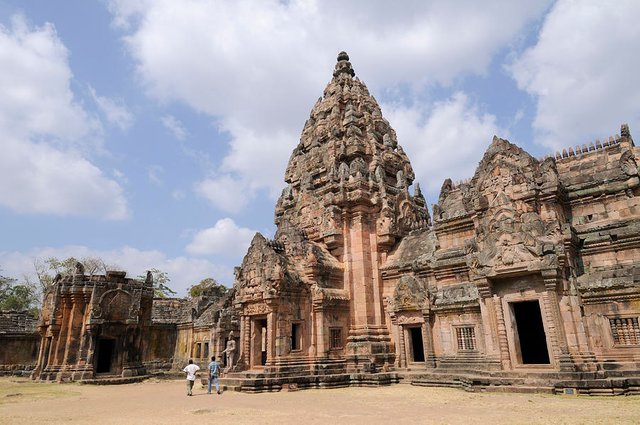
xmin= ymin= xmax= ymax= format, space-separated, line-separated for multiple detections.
xmin=0 ymin=271 xmax=38 ymax=314
xmin=188 ymin=277 xmax=228 ymax=299
xmin=138 ymin=268 xmax=176 ymax=298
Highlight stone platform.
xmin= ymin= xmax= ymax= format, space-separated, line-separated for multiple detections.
xmin=78 ymin=375 xmax=151 ymax=385
xmin=218 ymin=371 xmax=399 ymax=393
xmin=398 ymin=369 xmax=640 ymax=396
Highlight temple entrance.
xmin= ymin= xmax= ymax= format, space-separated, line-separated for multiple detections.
xmin=251 ymin=318 xmax=268 ymax=368
xmin=512 ymin=300 xmax=550 ymax=364
xmin=409 ymin=327 xmax=425 ymax=363
xmin=96 ymin=338 xmax=115 ymax=373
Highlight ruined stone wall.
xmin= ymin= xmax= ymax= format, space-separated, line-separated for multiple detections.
xmin=141 ymin=324 xmax=177 ymax=372
xmin=0 ymin=311 xmax=40 ymax=375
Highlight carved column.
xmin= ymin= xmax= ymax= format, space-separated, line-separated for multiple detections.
xmin=476 ymin=278 xmax=500 ymax=365
xmin=83 ymin=324 xmax=98 ymax=379
xmin=238 ymin=313 xmax=249 ymax=370
xmin=47 ymin=324 xmax=61 ymax=378
xmin=266 ymin=310 xmax=276 ymax=368
xmin=314 ymin=306 xmax=326 ymax=358
xmin=52 ymin=297 xmax=70 ymax=372
xmin=542 ymin=271 xmax=574 ymax=371
xmin=422 ymin=308 xmax=436 ymax=368
xmin=76 ymin=292 xmax=92 ymax=367
xmin=493 ymin=295 xmax=512 ymax=370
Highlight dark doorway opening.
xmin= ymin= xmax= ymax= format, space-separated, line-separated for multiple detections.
xmin=291 ymin=323 xmax=301 ymax=351
xmin=409 ymin=327 xmax=425 ymax=362
xmin=512 ymin=301 xmax=550 ymax=364
xmin=96 ymin=338 xmax=115 ymax=373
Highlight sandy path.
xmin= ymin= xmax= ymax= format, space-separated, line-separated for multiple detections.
xmin=1 ymin=377 xmax=639 ymax=425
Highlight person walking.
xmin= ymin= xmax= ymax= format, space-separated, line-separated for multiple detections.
xmin=207 ymin=356 xmax=221 ymax=395
xmin=183 ymin=359 xmax=200 ymax=396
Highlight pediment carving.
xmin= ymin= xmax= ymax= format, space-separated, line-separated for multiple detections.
xmin=392 ymin=275 xmax=428 ymax=312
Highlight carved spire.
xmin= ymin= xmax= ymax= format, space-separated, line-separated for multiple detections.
xmin=275 ymin=52 xmax=430 ymax=249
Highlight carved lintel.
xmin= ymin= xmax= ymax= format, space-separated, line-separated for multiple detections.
xmin=244 ymin=303 xmax=272 ymax=316
xmin=397 ymin=315 xmax=423 ymax=325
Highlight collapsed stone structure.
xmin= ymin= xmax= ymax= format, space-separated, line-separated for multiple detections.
xmin=27 ymin=264 xmax=235 ymax=382
xmin=10 ymin=52 xmax=639 ymax=394
xmin=31 ymin=266 xmax=154 ymax=381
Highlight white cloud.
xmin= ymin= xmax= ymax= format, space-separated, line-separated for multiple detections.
xmin=384 ymin=92 xmax=506 ymax=202
xmin=161 ymin=115 xmax=187 ymax=141
xmin=509 ymin=0 xmax=640 ymax=150
xmin=194 ymin=175 xmax=253 ymax=214
xmin=0 ymin=138 xmax=129 ymax=219
xmin=186 ymin=218 xmax=256 ymax=258
xmin=0 ymin=15 xmax=129 ymax=220
xmin=108 ymin=0 xmax=549 ymax=207
xmin=89 ymin=86 xmax=134 ymax=131
xmin=0 ymin=245 xmax=234 ymax=296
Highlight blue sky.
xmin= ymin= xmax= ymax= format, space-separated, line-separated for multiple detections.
xmin=1 ymin=1 xmax=639 ymax=295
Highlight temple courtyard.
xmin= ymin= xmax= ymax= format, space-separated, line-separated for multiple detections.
xmin=0 ymin=377 xmax=638 ymax=424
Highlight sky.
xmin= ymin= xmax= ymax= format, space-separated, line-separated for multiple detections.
xmin=1 ymin=0 xmax=639 ymax=296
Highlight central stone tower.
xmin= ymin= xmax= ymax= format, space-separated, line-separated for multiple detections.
xmin=274 ymin=52 xmax=430 ymax=370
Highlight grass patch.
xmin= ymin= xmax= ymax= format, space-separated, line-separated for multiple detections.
xmin=0 ymin=377 xmax=80 ymax=405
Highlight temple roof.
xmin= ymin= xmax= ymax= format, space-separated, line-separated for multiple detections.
xmin=274 ymin=52 xmax=430 ymax=247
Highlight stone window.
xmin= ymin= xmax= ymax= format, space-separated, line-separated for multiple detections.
xmin=609 ymin=317 xmax=640 ymax=346
xmin=195 ymin=342 xmax=202 ymax=358
xmin=456 ymin=326 xmax=476 ymax=351
xmin=291 ymin=323 xmax=301 ymax=351
xmin=330 ymin=328 xmax=342 ymax=349
xmin=203 ymin=342 xmax=209 ymax=359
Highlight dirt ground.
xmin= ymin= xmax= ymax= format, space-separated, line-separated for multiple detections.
xmin=1 ymin=377 xmax=639 ymax=425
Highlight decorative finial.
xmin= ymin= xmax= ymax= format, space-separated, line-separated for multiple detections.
xmin=333 ymin=51 xmax=355 ymax=78
xmin=621 ymin=123 xmax=630 ymax=138
xmin=414 ymin=182 xmax=423 ymax=199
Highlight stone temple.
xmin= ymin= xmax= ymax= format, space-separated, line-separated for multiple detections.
xmin=2 ymin=52 xmax=640 ymax=395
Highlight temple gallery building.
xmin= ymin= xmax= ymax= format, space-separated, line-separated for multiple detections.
xmin=6 ymin=52 xmax=638 ymax=395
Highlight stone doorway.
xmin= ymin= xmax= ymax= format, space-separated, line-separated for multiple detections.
xmin=96 ymin=338 xmax=115 ymax=373
xmin=408 ymin=327 xmax=425 ymax=363
xmin=511 ymin=300 xmax=550 ymax=364
xmin=251 ymin=318 xmax=268 ymax=368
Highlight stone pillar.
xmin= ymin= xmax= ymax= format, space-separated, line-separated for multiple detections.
xmin=63 ymin=292 xmax=85 ymax=370
xmin=266 ymin=310 xmax=276 ymax=367
xmin=391 ymin=318 xmax=402 ymax=368
xmin=493 ymin=295 xmax=512 ymax=370
xmin=422 ymin=308 xmax=436 ymax=368
xmin=349 ymin=211 xmax=375 ymax=325
xmin=345 ymin=210 xmax=392 ymax=371
xmin=76 ymin=293 xmax=91 ymax=366
xmin=46 ymin=324 xmax=61 ymax=380
xmin=314 ymin=307 xmax=326 ymax=358
xmin=542 ymin=271 xmax=574 ymax=371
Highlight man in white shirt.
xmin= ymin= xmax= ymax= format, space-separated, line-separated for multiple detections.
xmin=183 ymin=359 xmax=200 ymax=396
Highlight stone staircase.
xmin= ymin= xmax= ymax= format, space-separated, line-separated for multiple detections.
xmin=79 ymin=374 xmax=151 ymax=385
xmin=217 ymin=369 xmax=399 ymax=393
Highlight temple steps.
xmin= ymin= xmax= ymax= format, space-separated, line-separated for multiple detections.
xmin=218 ymin=371 xmax=399 ymax=393
xmin=78 ymin=375 xmax=151 ymax=385
xmin=398 ymin=369 xmax=640 ymax=396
